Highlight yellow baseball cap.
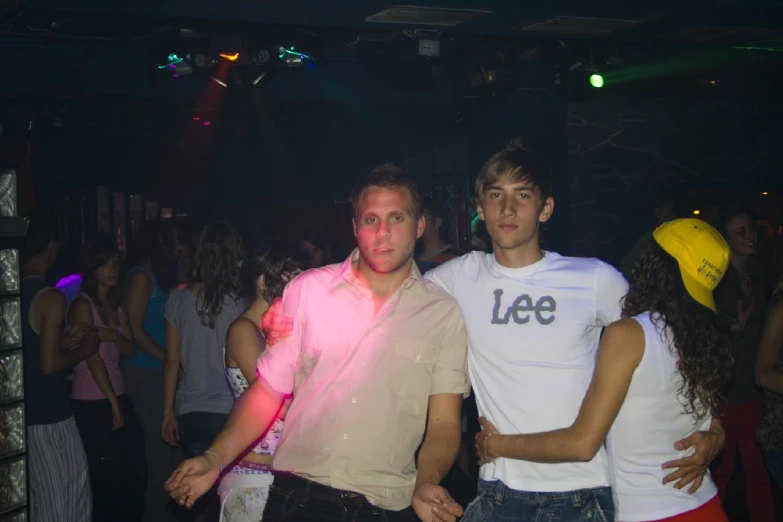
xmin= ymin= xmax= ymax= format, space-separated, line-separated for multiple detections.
xmin=652 ymin=218 xmax=731 ymax=312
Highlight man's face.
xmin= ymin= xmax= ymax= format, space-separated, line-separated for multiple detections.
xmin=353 ymin=186 xmax=425 ymax=274
xmin=477 ymin=176 xmax=553 ymax=251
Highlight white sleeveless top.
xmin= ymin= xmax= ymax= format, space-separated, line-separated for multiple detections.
xmin=605 ymin=312 xmax=718 ymax=521
xmin=224 ymin=350 xmax=283 ymax=456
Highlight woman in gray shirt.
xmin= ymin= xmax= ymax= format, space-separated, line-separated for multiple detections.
xmin=162 ymin=221 xmax=247 ymax=522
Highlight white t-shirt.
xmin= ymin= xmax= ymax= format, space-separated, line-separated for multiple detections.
xmin=425 ymin=250 xmax=628 ymax=492
xmin=608 ymin=313 xmax=717 ymax=520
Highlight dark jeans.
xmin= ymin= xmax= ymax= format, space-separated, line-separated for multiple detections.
xmin=262 ymin=472 xmax=417 ymax=522
xmin=763 ymin=450 xmax=783 ymax=489
xmin=462 ymin=480 xmax=614 ymax=522
xmin=176 ymin=411 xmax=229 ymax=522
xmin=71 ymin=394 xmax=147 ymax=522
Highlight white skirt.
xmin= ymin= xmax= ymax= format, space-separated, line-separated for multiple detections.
xmin=218 ymin=466 xmax=275 ymax=522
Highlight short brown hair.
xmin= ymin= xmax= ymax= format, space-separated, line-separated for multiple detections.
xmin=350 ymin=163 xmax=422 ymax=218
xmin=475 ymin=139 xmax=553 ymax=201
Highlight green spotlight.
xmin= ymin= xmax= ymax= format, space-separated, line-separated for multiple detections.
xmin=589 ymin=74 xmax=604 ymax=88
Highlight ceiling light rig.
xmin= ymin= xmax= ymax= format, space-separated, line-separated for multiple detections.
xmin=159 ymin=44 xmax=315 ymax=83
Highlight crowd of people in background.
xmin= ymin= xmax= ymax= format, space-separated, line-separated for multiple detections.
xmin=20 ymin=139 xmax=783 ymax=522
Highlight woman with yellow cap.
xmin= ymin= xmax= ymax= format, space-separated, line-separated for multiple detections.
xmin=476 ymin=218 xmax=733 ymax=521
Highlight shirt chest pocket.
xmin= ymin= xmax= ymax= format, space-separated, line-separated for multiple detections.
xmin=390 ymin=339 xmax=439 ymax=410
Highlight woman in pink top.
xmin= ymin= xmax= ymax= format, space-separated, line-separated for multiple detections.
xmin=68 ymin=238 xmax=148 ymax=522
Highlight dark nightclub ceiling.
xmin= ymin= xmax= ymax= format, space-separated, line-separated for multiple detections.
xmin=2 ymin=0 xmax=783 ymax=44
xmin=2 ymin=0 xmax=783 ymax=106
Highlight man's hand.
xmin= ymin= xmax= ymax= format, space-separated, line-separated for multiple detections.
xmin=63 ymin=323 xmax=93 ymax=348
xmin=411 ymin=483 xmax=463 ymax=522
xmin=661 ymin=426 xmax=724 ymax=493
xmin=260 ymin=298 xmax=293 ymax=346
xmin=164 ymin=455 xmax=220 ymax=509
xmin=475 ymin=417 xmax=500 ymax=466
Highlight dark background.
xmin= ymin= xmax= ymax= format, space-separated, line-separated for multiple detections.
xmin=2 ymin=0 xmax=783 ymax=264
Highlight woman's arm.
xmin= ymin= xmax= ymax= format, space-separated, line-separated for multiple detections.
xmin=479 ymin=318 xmax=644 ymax=463
xmin=225 ymin=318 xmax=266 ymax=386
xmin=163 ymin=320 xmax=181 ymax=417
xmin=755 ymin=300 xmax=783 ymax=395
xmin=124 ymin=271 xmax=165 ymax=361
xmin=162 ymin=320 xmax=181 ymax=446
xmin=115 ymin=306 xmax=136 ymax=358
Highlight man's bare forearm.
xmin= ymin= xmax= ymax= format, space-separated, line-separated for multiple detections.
xmin=415 ymin=422 xmax=461 ymax=489
xmin=207 ymin=378 xmax=285 ymax=468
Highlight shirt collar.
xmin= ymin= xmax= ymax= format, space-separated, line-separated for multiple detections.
xmin=329 ymin=249 xmax=427 ymax=292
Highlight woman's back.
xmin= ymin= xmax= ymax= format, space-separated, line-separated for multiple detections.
xmin=166 ymin=285 xmax=245 ymax=415
xmin=606 ymin=312 xmax=717 ymax=521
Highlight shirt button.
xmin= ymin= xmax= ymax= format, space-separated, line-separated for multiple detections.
xmin=351 ymin=397 xmax=357 ymax=404
xmin=342 ymin=433 xmax=348 ymax=440
xmin=415 ymin=354 xmax=421 ymax=361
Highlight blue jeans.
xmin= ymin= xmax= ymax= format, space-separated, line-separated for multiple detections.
xmin=462 ymin=479 xmax=614 ymax=522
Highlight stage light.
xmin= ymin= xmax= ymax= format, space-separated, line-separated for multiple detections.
xmin=692 ymin=210 xmax=701 ymax=215
xmin=252 ymin=72 xmax=267 ymax=85
xmin=590 ymin=74 xmax=604 ymax=88
xmin=211 ymin=76 xmax=228 ymax=87
xmin=194 ymin=54 xmax=217 ymax=67
xmin=157 ymin=53 xmax=183 ymax=69
xmin=762 ymin=191 xmax=769 ymax=195
xmin=253 ymin=50 xmax=271 ymax=65
xmin=169 ymin=62 xmax=193 ymax=77
xmin=278 ymin=46 xmax=314 ymax=68
xmin=219 ymin=53 xmax=240 ymax=62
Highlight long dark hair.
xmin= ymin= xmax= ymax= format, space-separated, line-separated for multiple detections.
xmin=623 ymin=241 xmax=733 ymax=418
xmin=80 ymin=236 xmax=122 ymax=309
xmin=123 ymin=220 xmax=179 ymax=293
xmin=240 ymin=241 xmax=310 ymax=303
xmin=194 ymin=222 xmax=245 ymax=328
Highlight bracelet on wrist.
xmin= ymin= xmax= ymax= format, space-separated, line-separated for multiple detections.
xmin=484 ymin=432 xmax=496 ymax=462
xmin=203 ymin=450 xmax=224 ymax=474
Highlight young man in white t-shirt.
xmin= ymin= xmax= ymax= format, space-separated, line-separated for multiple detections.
xmin=424 ymin=140 xmax=724 ymax=521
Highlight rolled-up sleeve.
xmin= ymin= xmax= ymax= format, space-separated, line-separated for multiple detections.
xmin=429 ymin=305 xmax=469 ymax=397
xmin=256 ymin=274 xmax=307 ymax=395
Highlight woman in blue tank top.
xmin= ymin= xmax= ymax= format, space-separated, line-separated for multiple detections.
xmin=121 ymin=221 xmax=182 ymax=522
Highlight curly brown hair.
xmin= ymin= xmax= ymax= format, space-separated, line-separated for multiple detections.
xmin=623 ymin=241 xmax=733 ymax=418
xmin=194 ymin=222 xmax=245 ymax=328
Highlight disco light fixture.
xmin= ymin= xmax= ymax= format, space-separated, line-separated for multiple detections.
xmin=589 ymin=74 xmax=604 ymax=88
xmin=157 ymin=53 xmax=184 ymax=69
xmin=278 ymin=46 xmax=314 ymax=68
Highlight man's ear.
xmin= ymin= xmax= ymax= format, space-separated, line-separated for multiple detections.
xmin=539 ymin=197 xmax=555 ymax=224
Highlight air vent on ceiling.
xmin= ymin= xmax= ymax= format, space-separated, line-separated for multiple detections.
xmin=366 ymin=6 xmax=491 ymax=27
xmin=520 ymin=17 xmax=639 ymax=37
xmin=663 ymin=25 xmax=783 ymax=44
